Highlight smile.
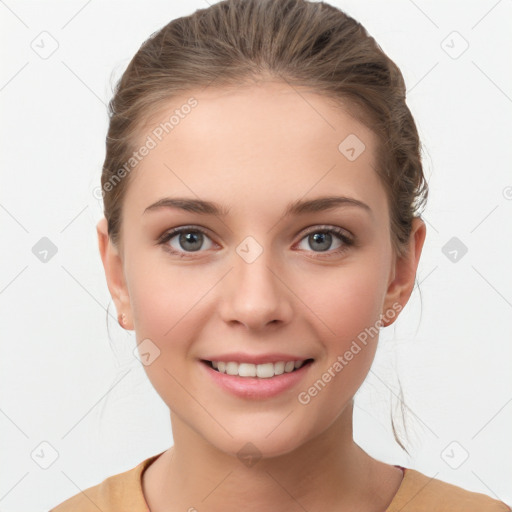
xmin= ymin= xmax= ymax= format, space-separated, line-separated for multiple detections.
xmin=204 ymin=359 xmax=313 ymax=378
xmin=200 ymin=357 xmax=315 ymax=399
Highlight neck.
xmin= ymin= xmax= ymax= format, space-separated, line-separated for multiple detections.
xmin=143 ymin=401 xmax=399 ymax=512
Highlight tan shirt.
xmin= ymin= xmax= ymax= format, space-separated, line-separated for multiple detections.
xmin=49 ymin=451 xmax=511 ymax=511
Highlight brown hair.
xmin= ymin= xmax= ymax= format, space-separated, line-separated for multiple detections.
xmin=101 ymin=0 xmax=428 ymax=454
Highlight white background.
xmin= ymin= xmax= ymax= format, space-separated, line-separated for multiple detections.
xmin=1 ymin=0 xmax=511 ymax=510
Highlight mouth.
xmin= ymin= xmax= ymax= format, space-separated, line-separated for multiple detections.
xmin=201 ymin=358 xmax=314 ymax=378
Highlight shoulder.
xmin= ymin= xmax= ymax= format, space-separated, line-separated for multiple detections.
xmin=49 ymin=452 xmax=164 ymax=512
xmin=387 ymin=468 xmax=511 ymax=512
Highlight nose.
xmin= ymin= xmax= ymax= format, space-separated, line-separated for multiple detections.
xmin=218 ymin=246 xmax=293 ymax=332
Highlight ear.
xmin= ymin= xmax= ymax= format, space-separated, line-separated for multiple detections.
xmin=381 ymin=217 xmax=426 ymax=327
xmin=96 ymin=217 xmax=133 ymax=330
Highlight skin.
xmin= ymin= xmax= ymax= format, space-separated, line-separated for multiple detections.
xmin=97 ymin=81 xmax=426 ymax=512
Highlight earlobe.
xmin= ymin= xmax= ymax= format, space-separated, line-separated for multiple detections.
xmin=381 ymin=217 xmax=427 ymax=327
xmin=96 ymin=217 xmax=133 ymax=330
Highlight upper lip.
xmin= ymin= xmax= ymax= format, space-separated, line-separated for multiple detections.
xmin=201 ymin=353 xmax=313 ymax=364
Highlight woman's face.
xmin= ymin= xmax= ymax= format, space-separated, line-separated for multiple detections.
xmin=100 ymin=81 xmax=422 ymax=458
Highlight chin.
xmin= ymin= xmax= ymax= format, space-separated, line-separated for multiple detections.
xmin=204 ymin=424 xmax=312 ymax=463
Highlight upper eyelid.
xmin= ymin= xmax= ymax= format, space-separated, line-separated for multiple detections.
xmin=300 ymin=224 xmax=352 ymax=237
xmin=161 ymin=225 xmax=215 ymax=241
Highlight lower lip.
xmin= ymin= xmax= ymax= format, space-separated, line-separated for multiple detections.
xmin=200 ymin=360 xmax=313 ymax=399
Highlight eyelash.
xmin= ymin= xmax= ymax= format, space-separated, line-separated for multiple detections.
xmin=157 ymin=225 xmax=355 ymax=259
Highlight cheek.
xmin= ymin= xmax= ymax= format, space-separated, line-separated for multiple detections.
xmin=303 ymin=259 xmax=387 ymax=349
xmin=294 ymin=270 xmax=386 ymax=423
xmin=127 ymin=253 xmax=209 ymax=340
xmin=294 ymin=258 xmax=389 ymax=407
xmin=126 ymin=262 xmax=208 ymax=412
xmin=334 ymin=277 xmax=383 ymax=346
xmin=125 ymin=254 xmax=224 ymax=380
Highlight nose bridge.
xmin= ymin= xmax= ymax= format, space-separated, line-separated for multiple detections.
xmin=220 ymin=235 xmax=292 ymax=329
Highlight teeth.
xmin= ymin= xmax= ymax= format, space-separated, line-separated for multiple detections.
xmin=210 ymin=360 xmax=307 ymax=378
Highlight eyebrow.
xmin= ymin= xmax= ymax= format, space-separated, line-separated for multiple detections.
xmin=143 ymin=195 xmax=372 ymax=217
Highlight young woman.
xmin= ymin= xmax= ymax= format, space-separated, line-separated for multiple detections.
xmin=50 ymin=0 xmax=510 ymax=510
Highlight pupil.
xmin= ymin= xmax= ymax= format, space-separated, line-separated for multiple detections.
xmin=310 ymin=232 xmax=331 ymax=252
xmin=180 ymin=232 xmax=203 ymax=251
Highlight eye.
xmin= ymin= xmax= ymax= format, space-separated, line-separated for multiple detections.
xmin=157 ymin=224 xmax=355 ymax=259
xmin=158 ymin=226 xmax=216 ymax=256
xmin=295 ymin=226 xmax=354 ymax=258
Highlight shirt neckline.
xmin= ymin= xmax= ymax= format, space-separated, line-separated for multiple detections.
xmin=137 ymin=452 xmax=410 ymax=512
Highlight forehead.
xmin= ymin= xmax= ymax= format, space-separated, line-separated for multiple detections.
xmin=141 ymin=80 xmax=375 ymax=150
xmin=123 ymin=81 xmax=386 ymax=220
